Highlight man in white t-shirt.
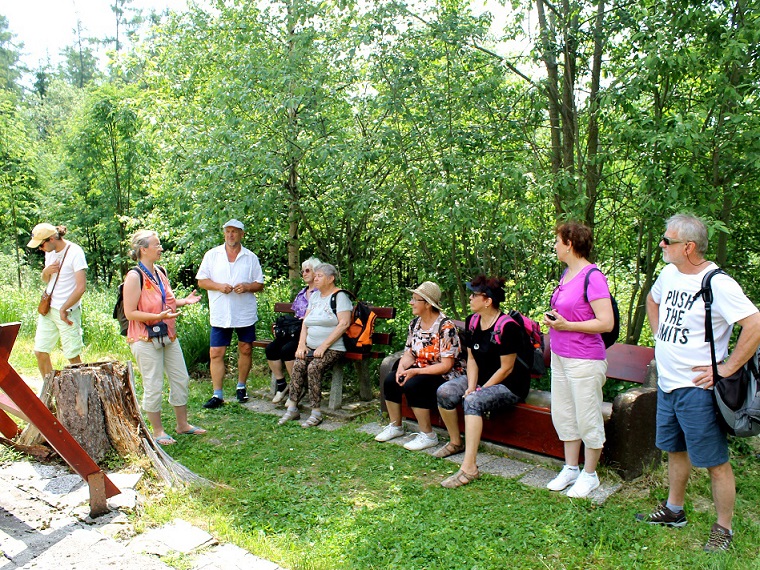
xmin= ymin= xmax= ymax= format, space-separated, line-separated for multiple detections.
xmin=638 ymin=214 xmax=760 ymax=552
xmin=196 ymin=219 xmax=264 ymax=408
xmin=27 ymin=223 xmax=88 ymax=379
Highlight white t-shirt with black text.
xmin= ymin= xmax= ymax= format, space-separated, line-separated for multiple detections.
xmin=651 ymin=263 xmax=758 ymax=392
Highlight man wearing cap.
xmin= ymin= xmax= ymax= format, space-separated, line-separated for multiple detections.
xmin=196 ymin=219 xmax=264 ymax=408
xmin=27 ymin=223 xmax=88 ymax=379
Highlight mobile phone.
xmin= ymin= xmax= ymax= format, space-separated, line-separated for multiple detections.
xmin=306 ymin=349 xmax=315 ymax=357
xmin=545 ymin=311 xmax=557 ymax=321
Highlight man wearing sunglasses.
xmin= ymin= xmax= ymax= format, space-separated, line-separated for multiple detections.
xmin=27 ymin=223 xmax=88 ymax=379
xmin=640 ymin=214 xmax=760 ymax=552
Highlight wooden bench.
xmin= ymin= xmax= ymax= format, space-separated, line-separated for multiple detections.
xmin=253 ymin=302 xmax=396 ymax=410
xmin=380 ymin=334 xmax=659 ymax=481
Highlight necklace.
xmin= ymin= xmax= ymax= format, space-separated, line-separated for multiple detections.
xmin=480 ymin=310 xmax=501 ymax=330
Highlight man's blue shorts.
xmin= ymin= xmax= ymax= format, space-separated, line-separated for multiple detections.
xmin=210 ymin=324 xmax=257 ymax=347
xmin=656 ymin=386 xmax=728 ymax=468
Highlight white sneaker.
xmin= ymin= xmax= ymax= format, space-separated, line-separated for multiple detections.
xmin=403 ymin=432 xmax=438 ymax=451
xmin=375 ymin=423 xmax=405 ymax=442
xmin=566 ymin=471 xmax=600 ymax=498
xmin=547 ymin=465 xmax=580 ymax=491
xmin=272 ymin=385 xmax=289 ymax=404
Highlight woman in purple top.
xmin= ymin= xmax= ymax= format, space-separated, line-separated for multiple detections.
xmin=543 ymin=222 xmax=615 ymax=499
xmin=267 ymin=256 xmax=322 ymax=403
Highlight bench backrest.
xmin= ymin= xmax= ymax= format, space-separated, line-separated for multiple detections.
xmin=273 ymin=302 xmax=396 ymax=348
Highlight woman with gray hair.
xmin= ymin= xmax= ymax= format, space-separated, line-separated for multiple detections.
xmin=123 ymin=230 xmax=204 ymax=445
xmin=266 ymin=256 xmax=322 ymax=403
xmin=278 ymin=263 xmax=352 ymax=428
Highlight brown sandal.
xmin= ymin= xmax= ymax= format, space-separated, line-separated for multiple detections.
xmin=441 ymin=469 xmax=480 ymax=489
xmin=432 ymin=442 xmax=465 ymax=458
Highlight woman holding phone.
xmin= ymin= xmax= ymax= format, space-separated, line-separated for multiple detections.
xmin=123 ymin=230 xmax=204 ymax=445
xmin=543 ymin=222 xmax=614 ymax=498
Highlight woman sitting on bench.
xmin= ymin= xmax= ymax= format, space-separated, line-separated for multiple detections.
xmin=375 ymin=281 xmax=463 ymax=451
xmin=278 ymin=263 xmax=351 ymax=428
xmin=266 ymin=256 xmax=321 ymax=404
xmin=434 ymin=275 xmax=531 ymax=488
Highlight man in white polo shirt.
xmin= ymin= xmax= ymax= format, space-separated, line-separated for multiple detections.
xmin=196 ymin=219 xmax=264 ymax=408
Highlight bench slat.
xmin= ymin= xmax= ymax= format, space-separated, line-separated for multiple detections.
xmin=605 ymin=344 xmax=654 ymax=384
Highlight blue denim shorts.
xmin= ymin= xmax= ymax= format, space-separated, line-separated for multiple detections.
xmin=656 ymin=386 xmax=728 ymax=468
xmin=210 ymin=324 xmax=257 ymax=347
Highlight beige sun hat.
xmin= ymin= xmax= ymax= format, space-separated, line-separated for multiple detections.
xmin=407 ymin=281 xmax=443 ymax=311
xmin=27 ymin=223 xmax=57 ymax=248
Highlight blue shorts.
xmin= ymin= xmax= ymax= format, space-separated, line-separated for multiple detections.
xmin=210 ymin=324 xmax=257 ymax=347
xmin=656 ymin=386 xmax=728 ymax=468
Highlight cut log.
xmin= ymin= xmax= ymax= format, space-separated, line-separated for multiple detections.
xmin=13 ymin=360 xmax=211 ymax=488
xmin=52 ymin=364 xmax=112 ymax=463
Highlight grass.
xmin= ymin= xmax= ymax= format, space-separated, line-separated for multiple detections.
xmin=2 ymin=282 xmax=760 ymax=569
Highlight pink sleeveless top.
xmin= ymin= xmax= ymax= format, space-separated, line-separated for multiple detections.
xmin=127 ymin=267 xmax=178 ymax=344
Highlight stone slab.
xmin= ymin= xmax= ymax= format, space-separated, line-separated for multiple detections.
xmin=192 ymin=543 xmax=286 ymax=570
xmin=518 ymin=466 xmax=558 ymax=490
xmin=478 ymin=456 xmax=533 ymax=479
xmin=137 ymin=519 xmax=216 ymax=554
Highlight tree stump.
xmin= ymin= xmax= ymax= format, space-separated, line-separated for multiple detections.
xmin=52 ymin=362 xmax=141 ymax=463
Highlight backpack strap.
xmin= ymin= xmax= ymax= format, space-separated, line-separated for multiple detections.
xmin=491 ymin=313 xmax=512 ymax=345
xmin=468 ymin=313 xmax=480 ymax=332
xmin=583 ymin=267 xmax=602 ymax=303
xmin=693 ymin=268 xmax=726 ymax=382
xmin=329 ymin=289 xmax=356 ymax=316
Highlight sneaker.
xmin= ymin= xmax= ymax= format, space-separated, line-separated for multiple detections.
xmin=277 ymin=409 xmax=300 ymax=425
xmin=375 ymin=423 xmax=405 ymax=442
xmin=203 ymin=396 xmax=225 ymax=409
xmin=635 ymin=501 xmax=688 ymax=528
xmin=403 ymin=432 xmax=438 ymax=451
xmin=547 ymin=465 xmax=580 ymax=491
xmin=272 ymin=385 xmax=289 ymax=404
xmin=703 ymin=523 xmax=732 ymax=552
xmin=566 ymin=470 xmax=600 ymax=498
xmin=236 ymin=388 xmax=249 ymax=403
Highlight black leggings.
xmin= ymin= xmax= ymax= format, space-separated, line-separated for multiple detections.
xmin=383 ymin=369 xmax=448 ymax=410
xmin=265 ymin=336 xmax=298 ymax=363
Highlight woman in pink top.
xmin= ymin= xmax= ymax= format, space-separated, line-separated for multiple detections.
xmin=123 ymin=230 xmax=204 ymax=445
xmin=543 ymin=222 xmax=615 ymax=499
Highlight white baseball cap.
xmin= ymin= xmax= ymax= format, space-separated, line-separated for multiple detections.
xmin=223 ymin=219 xmax=244 ymax=230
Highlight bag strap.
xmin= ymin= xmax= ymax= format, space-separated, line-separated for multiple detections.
xmin=45 ymin=244 xmax=71 ymax=296
xmin=329 ymin=289 xmax=356 ymax=316
xmin=693 ymin=268 xmax=725 ymax=383
xmin=583 ymin=267 xmax=602 ymax=303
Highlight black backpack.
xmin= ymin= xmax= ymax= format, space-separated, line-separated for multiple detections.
xmin=113 ymin=266 xmax=167 ymax=336
xmin=584 ymin=268 xmax=620 ymax=348
xmin=694 ymin=268 xmax=760 ymax=437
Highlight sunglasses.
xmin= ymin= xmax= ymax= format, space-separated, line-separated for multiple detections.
xmin=660 ymin=235 xmax=685 ymax=246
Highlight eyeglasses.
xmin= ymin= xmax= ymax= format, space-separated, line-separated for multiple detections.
xmin=660 ymin=235 xmax=685 ymax=246
xmin=38 ymin=237 xmax=52 ymax=248
xmin=469 ymin=292 xmax=487 ymax=298
xmin=302 ymin=268 xmax=312 ymax=274
xmin=410 ymin=297 xmax=426 ymax=303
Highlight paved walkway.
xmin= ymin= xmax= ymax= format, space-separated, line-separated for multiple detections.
xmin=0 ymin=460 xmax=285 ymax=569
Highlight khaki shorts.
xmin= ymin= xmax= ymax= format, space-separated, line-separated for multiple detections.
xmin=34 ymin=307 xmax=84 ymax=360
